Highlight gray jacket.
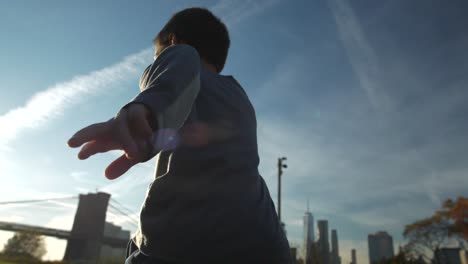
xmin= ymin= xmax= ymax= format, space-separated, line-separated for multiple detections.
xmin=128 ymin=44 xmax=291 ymax=263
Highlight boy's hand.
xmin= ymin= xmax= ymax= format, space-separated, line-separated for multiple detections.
xmin=67 ymin=104 xmax=154 ymax=179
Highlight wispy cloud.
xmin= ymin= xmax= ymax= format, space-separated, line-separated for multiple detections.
xmin=328 ymin=0 xmax=392 ymax=112
xmin=70 ymin=170 xmax=102 ymax=188
xmin=0 ymin=215 xmax=24 ymax=222
xmin=0 ymin=48 xmax=152 ymax=150
xmin=70 ymin=171 xmax=89 ymax=179
xmin=212 ymin=0 xmax=281 ymax=27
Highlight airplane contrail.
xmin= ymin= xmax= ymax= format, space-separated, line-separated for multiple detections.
xmin=0 ymin=48 xmax=152 ymax=149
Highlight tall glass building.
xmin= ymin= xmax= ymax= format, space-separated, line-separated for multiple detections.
xmin=331 ymin=229 xmax=341 ymax=264
xmin=368 ymin=231 xmax=394 ymax=263
xmin=318 ymin=220 xmax=330 ymax=264
xmin=303 ymin=207 xmax=314 ymax=261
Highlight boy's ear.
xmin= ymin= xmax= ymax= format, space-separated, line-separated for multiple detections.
xmin=170 ymin=34 xmax=185 ymax=45
xmin=170 ymin=34 xmax=177 ymax=45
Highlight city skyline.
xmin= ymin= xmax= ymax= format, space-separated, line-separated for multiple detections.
xmin=318 ymin=220 xmax=331 ymax=264
xmin=303 ymin=200 xmax=314 ymax=261
xmin=351 ymin=249 xmax=357 ymax=264
xmin=368 ymin=231 xmax=394 ymax=264
xmin=331 ymin=229 xmax=341 ymax=264
xmin=2 ymin=0 xmax=468 ymax=263
xmin=0 ymin=197 xmax=401 ymax=264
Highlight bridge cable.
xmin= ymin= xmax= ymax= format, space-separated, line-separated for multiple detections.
xmin=0 ymin=196 xmax=78 ymax=206
xmin=107 ymin=203 xmax=139 ymax=228
xmin=107 ymin=204 xmax=138 ymax=224
xmin=109 ymin=199 xmax=140 ymax=223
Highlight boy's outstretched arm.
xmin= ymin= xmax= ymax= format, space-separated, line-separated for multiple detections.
xmin=68 ymin=44 xmax=201 ymax=179
xmin=68 ymin=104 xmax=154 ymax=179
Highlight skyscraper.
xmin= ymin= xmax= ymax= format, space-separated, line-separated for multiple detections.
xmin=330 ymin=229 xmax=341 ymax=264
xmin=290 ymin=247 xmax=297 ymax=264
xmin=303 ymin=200 xmax=314 ymax=262
xmin=318 ymin=220 xmax=330 ymax=264
xmin=350 ymin=249 xmax=357 ymax=264
xmin=368 ymin=231 xmax=394 ymax=264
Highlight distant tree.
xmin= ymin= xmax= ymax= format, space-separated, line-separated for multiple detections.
xmin=403 ymin=196 xmax=468 ymax=262
xmin=378 ymin=250 xmax=426 ymax=264
xmin=2 ymin=231 xmax=46 ymax=260
xmin=440 ymin=197 xmax=468 ymax=246
xmin=403 ymin=213 xmax=449 ymax=261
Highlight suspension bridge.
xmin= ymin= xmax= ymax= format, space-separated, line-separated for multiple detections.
xmin=0 ymin=192 xmax=139 ymax=263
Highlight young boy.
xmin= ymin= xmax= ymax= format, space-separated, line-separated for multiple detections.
xmin=68 ymin=7 xmax=292 ymax=264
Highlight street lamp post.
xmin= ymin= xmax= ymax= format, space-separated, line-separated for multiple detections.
xmin=278 ymin=157 xmax=287 ymax=222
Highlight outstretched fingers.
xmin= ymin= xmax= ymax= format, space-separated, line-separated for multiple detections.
xmin=78 ymin=140 xmax=120 ymax=160
xmin=105 ymin=154 xmax=139 ymax=180
xmin=68 ymin=121 xmax=111 ymax=148
xmin=68 ymin=105 xmax=154 ymax=179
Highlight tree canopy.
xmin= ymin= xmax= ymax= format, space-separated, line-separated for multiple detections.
xmin=442 ymin=197 xmax=468 ymax=241
xmin=403 ymin=196 xmax=467 ymax=262
xmin=2 ymin=231 xmax=46 ymax=260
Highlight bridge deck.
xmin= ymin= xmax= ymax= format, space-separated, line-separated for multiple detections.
xmin=0 ymin=221 xmax=128 ymax=248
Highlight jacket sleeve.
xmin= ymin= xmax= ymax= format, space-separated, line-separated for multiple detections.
xmin=125 ymin=44 xmax=201 ymax=157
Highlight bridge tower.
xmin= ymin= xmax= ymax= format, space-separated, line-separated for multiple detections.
xmin=64 ymin=192 xmax=111 ymax=263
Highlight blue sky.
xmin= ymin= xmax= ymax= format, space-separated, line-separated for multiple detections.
xmin=1 ymin=0 xmax=468 ymax=262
